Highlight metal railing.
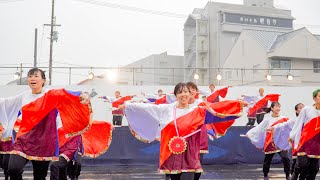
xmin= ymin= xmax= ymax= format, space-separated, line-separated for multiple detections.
xmin=1 ymin=66 xmax=320 ymax=86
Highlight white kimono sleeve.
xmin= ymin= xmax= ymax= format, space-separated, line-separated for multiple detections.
xmin=144 ymin=94 xmax=158 ymax=99
xmin=124 ymin=102 xmax=169 ymax=142
xmin=273 ymin=118 xmax=295 ymax=150
xmin=165 ymin=94 xmax=176 ymax=104
xmin=105 ymin=96 xmax=116 ymax=103
xmin=290 ymin=107 xmax=307 ymax=149
xmin=0 ymin=93 xmax=24 ymax=137
xmin=246 ymin=119 xmax=269 ymax=149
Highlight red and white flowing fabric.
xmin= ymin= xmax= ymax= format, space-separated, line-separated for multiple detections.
xmin=290 ymin=106 xmax=320 ymax=158
xmin=246 ymin=115 xmax=289 ymax=154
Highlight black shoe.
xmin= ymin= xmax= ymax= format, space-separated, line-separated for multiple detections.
xmin=291 ymin=172 xmax=298 ymax=180
xmin=286 ymin=174 xmax=290 ymax=180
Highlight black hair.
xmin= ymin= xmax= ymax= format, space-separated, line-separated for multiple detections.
xmin=264 ymin=101 xmax=281 ymax=114
xmin=158 ymin=89 xmax=163 ymax=93
xmin=186 ymin=82 xmax=198 ymax=91
xmin=174 ymin=83 xmax=190 ymax=96
xmin=294 ymin=103 xmax=303 ymax=117
xmin=27 ymin=68 xmax=46 ymax=87
xmin=28 ymin=68 xmax=46 ymax=79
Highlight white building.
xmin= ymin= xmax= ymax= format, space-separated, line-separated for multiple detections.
xmin=117 ymin=52 xmax=184 ymax=86
xmin=184 ymin=0 xmax=295 ymax=85
xmin=78 ymin=52 xmax=184 ymax=86
xmin=223 ymin=28 xmax=320 ymax=86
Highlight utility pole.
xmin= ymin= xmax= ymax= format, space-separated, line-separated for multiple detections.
xmin=34 ymin=28 xmax=37 ymax=67
xmin=19 ymin=63 xmax=23 ymax=85
xmin=44 ymin=0 xmax=61 ymax=85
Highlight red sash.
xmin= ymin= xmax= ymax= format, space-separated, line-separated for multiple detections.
xmin=206 ymin=87 xmax=228 ymax=103
xmin=13 ymin=119 xmax=21 ymax=132
xmin=112 ymin=96 xmax=132 ymax=108
xmin=264 ymin=117 xmax=288 ymax=152
xmin=155 ymin=96 xmax=167 ymax=105
xmin=248 ymin=94 xmax=280 ymax=116
xmin=296 ymin=116 xmax=320 ymax=154
xmin=160 ymin=100 xmax=242 ymax=166
xmin=207 ymin=120 xmax=235 ymax=137
xmin=160 ymin=107 xmax=206 ymax=166
xmin=18 ymin=89 xmax=91 ymax=138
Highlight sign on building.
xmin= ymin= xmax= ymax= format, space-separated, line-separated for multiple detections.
xmin=224 ymin=12 xmax=293 ymax=28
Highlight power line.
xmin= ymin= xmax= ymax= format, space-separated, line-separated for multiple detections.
xmin=0 ymin=0 xmax=24 ymax=3
xmin=73 ymin=0 xmax=187 ymax=19
xmin=53 ymin=61 xmax=91 ymax=67
xmin=52 ymin=70 xmax=87 ymax=76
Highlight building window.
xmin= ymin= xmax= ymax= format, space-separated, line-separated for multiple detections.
xmin=270 ymin=59 xmax=291 ymax=69
xmin=314 ymin=61 xmax=320 ymax=73
xmin=135 ymin=65 xmax=143 ymax=72
xmin=225 ymin=71 xmax=232 ymax=79
xmin=160 ymin=78 xmax=168 ymax=84
xmin=201 ymin=57 xmax=205 ymax=67
xmin=200 ymin=74 xmax=204 ymax=84
xmin=160 ymin=62 xmax=168 ymax=67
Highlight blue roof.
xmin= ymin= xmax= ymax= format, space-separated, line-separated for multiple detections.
xmin=244 ymin=29 xmax=284 ymax=51
xmin=268 ymin=28 xmax=305 ymax=52
xmin=243 ymin=28 xmax=318 ymax=53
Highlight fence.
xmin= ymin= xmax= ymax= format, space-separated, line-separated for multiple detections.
xmin=1 ymin=66 xmax=320 ymax=86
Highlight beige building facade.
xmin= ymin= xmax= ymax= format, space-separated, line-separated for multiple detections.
xmin=223 ymin=28 xmax=320 ymax=86
xmin=184 ymin=0 xmax=295 ymax=85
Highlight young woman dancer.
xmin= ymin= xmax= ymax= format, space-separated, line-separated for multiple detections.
xmin=289 ymin=90 xmax=320 ymax=180
xmin=268 ymin=103 xmax=305 ymax=178
xmin=0 ymin=68 xmax=91 ymax=180
xmin=119 ymin=83 xmax=245 ymax=180
xmin=246 ymin=102 xmax=291 ymax=180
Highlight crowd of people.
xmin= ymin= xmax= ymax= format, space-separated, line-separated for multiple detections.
xmin=0 ymin=68 xmax=319 ymax=180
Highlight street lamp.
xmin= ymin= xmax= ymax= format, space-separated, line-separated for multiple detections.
xmin=88 ymin=72 xmax=94 ymax=80
xmin=287 ymin=74 xmax=293 ymax=81
xmin=194 ymin=73 xmax=199 ymax=80
xmin=13 ymin=72 xmax=20 ymax=80
xmin=266 ymin=74 xmax=272 ymax=81
xmin=216 ymin=73 xmax=222 ymax=81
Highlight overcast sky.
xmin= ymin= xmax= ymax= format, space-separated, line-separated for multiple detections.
xmin=0 ymin=0 xmax=319 ymax=84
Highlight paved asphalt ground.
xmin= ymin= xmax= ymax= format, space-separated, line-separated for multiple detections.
xmin=0 ymin=164 xmax=320 ymax=179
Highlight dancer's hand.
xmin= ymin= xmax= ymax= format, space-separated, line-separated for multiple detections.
xmin=118 ymin=104 xmax=125 ymax=110
xmin=266 ymin=127 xmax=274 ymax=132
xmin=240 ymin=100 xmax=249 ymax=107
xmin=288 ymin=138 xmax=292 ymax=143
xmin=80 ymin=92 xmax=90 ymax=104
xmin=205 ymin=103 xmax=224 ymax=117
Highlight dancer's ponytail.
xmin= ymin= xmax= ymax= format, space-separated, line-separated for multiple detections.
xmin=264 ymin=102 xmax=280 ymax=114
